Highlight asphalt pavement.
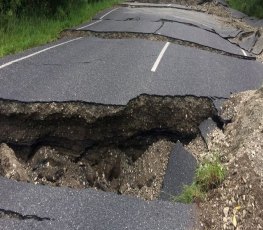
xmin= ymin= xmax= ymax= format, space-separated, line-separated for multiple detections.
xmin=0 ymin=37 xmax=262 ymax=104
xmin=0 ymin=177 xmax=196 ymax=230
xmin=0 ymin=4 xmax=263 ymax=230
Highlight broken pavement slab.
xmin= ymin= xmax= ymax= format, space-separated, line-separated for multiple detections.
xmin=120 ymin=2 xmax=195 ymax=11
xmin=95 ymin=6 xmax=236 ymax=35
xmin=252 ymin=34 xmax=263 ymax=55
xmin=199 ymin=117 xmax=218 ymax=144
xmin=0 ymin=37 xmax=262 ymax=104
xmin=160 ymin=142 xmax=197 ymax=200
xmin=85 ymin=20 xmax=163 ymax=34
xmin=238 ymin=31 xmax=260 ymax=52
xmin=155 ymin=21 xmax=242 ymax=55
xmin=84 ymin=6 xmax=255 ymax=56
xmin=0 ymin=176 xmax=197 ymax=229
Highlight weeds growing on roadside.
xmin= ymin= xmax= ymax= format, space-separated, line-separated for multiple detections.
xmin=227 ymin=0 xmax=263 ymax=19
xmin=0 ymin=0 xmax=121 ymax=57
xmin=173 ymin=184 xmax=205 ymax=203
xmin=174 ymin=155 xmax=226 ymax=204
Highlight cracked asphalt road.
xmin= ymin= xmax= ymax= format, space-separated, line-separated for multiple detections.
xmin=0 ymin=176 xmax=198 ymax=230
xmin=0 ymin=4 xmax=263 ymax=230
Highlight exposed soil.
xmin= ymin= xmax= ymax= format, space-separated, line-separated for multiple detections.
xmin=187 ymin=88 xmax=263 ymax=229
xmin=0 ymin=141 xmax=174 ymax=200
xmin=126 ymin=0 xmax=263 ymax=227
xmin=60 ymin=30 xmax=254 ymax=60
xmin=0 ymin=94 xmax=216 ymax=200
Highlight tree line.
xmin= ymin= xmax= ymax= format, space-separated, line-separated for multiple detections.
xmin=227 ymin=0 xmax=263 ymax=18
xmin=0 ymin=0 xmax=98 ymax=18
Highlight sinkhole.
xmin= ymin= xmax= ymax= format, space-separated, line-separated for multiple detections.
xmin=0 ymin=94 xmax=218 ymax=200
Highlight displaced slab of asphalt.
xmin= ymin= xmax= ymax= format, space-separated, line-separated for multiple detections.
xmin=0 ymin=37 xmax=262 ymax=104
xmin=83 ymin=6 xmax=243 ymax=55
xmin=0 ymin=177 xmax=196 ymax=230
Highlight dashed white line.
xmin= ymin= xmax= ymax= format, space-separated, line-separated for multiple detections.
xmin=77 ymin=7 xmax=119 ymax=30
xmin=0 ymin=37 xmax=83 ymax=70
xmin=151 ymin=42 xmax=170 ymax=72
xmin=241 ymin=49 xmax=248 ymax=56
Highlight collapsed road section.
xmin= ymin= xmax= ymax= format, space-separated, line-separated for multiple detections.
xmin=0 ymin=95 xmax=217 ymax=200
xmin=60 ymin=30 xmax=254 ymax=60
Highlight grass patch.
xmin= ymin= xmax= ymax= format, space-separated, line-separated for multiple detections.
xmin=174 ymin=155 xmax=226 ymax=204
xmin=174 ymin=184 xmax=205 ymax=203
xmin=227 ymin=0 xmax=263 ymax=19
xmin=0 ymin=0 xmax=121 ymax=58
xmin=196 ymin=157 xmax=226 ymax=191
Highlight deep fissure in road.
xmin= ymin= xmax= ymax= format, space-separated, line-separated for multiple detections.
xmin=0 ymin=95 xmax=217 ymax=200
xmin=60 ymin=30 xmax=254 ymax=60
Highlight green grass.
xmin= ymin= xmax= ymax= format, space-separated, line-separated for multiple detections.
xmin=174 ymin=184 xmax=205 ymax=204
xmin=0 ymin=0 xmax=121 ymax=58
xmin=196 ymin=157 xmax=226 ymax=192
xmin=227 ymin=0 xmax=263 ymax=19
xmin=174 ymin=156 xmax=226 ymax=204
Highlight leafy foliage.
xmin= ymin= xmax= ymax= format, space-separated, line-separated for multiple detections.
xmin=227 ymin=0 xmax=263 ymax=19
xmin=0 ymin=0 xmax=120 ymax=57
xmin=0 ymin=0 xmax=94 ymax=18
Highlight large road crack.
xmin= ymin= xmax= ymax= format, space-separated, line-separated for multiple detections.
xmin=0 ymin=94 xmax=222 ymax=200
xmin=60 ymin=29 xmax=255 ymax=60
xmin=154 ymin=21 xmax=165 ymax=33
xmin=0 ymin=208 xmax=53 ymax=221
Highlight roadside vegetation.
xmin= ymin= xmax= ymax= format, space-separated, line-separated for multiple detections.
xmin=0 ymin=0 xmax=120 ymax=57
xmin=174 ymin=155 xmax=226 ymax=203
xmin=227 ymin=0 xmax=263 ymax=19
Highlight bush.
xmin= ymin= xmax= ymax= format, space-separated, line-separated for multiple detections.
xmin=0 ymin=0 xmax=94 ymax=18
xmin=227 ymin=0 xmax=263 ymax=19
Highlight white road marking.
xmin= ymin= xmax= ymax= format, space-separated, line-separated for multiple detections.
xmin=151 ymin=42 xmax=170 ymax=72
xmin=168 ymin=4 xmax=171 ymax=6
xmin=0 ymin=37 xmax=83 ymax=70
xmin=241 ymin=49 xmax=248 ymax=56
xmin=77 ymin=20 xmax=102 ymax=30
xmin=77 ymin=7 xmax=119 ymax=30
xmin=100 ymin=8 xmax=119 ymax=19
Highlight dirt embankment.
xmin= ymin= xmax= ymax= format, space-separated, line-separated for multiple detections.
xmin=198 ymin=88 xmax=263 ymax=229
xmin=0 ymin=95 xmax=215 ymax=200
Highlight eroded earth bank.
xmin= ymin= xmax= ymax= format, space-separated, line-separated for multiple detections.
xmin=196 ymin=87 xmax=263 ymax=229
xmin=0 ymin=95 xmax=216 ymax=200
